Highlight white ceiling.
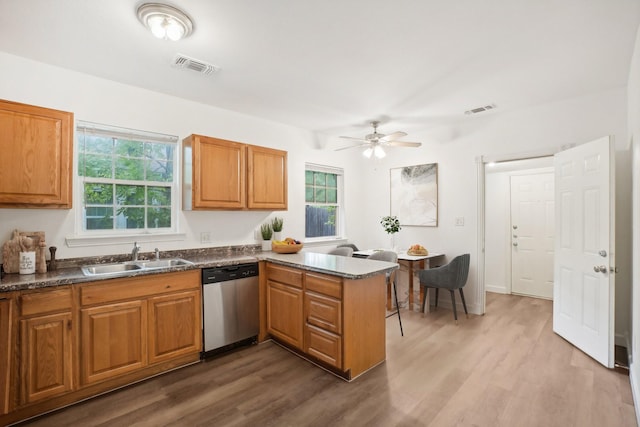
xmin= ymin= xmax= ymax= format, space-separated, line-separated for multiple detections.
xmin=1 ymin=0 xmax=639 ymax=137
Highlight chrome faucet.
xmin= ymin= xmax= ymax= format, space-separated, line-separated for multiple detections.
xmin=155 ymin=248 xmax=160 ymax=261
xmin=131 ymin=242 xmax=141 ymax=261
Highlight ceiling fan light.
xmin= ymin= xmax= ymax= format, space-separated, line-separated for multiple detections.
xmin=374 ymin=146 xmax=386 ymax=158
xmin=362 ymin=147 xmax=373 ymax=158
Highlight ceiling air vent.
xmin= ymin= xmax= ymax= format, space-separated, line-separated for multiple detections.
xmin=464 ymin=104 xmax=496 ymax=115
xmin=172 ymin=54 xmax=219 ymax=75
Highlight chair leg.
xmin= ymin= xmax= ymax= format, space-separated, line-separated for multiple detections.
xmin=392 ymin=281 xmax=404 ymax=336
xmin=434 ymin=288 xmax=439 ymax=309
xmin=459 ymin=288 xmax=469 ymax=319
xmin=421 ymin=286 xmax=428 ymax=314
xmin=449 ymin=290 xmax=458 ymax=324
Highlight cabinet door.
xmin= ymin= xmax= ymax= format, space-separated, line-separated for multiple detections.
xmin=148 ymin=290 xmax=201 ymax=365
xmin=0 ymin=100 xmax=73 ymax=208
xmin=247 ymin=145 xmax=287 ymax=210
xmin=80 ymin=301 xmax=147 ymax=385
xmin=20 ymin=312 xmax=73 ymax=404
xmin=192 ymin=135 xmax=246 ymax=209
xmin=267 ymin=280 xmax=303 ymax=349
xmin=0 ymin=299 xmax=12 ymax=414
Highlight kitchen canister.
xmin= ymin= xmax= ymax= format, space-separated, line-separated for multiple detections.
xmin=19 ymin=251 xmax=36 ymax=274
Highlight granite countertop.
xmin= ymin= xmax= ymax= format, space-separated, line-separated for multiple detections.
xmin=0 ymin=246 xmax=398 ymax=293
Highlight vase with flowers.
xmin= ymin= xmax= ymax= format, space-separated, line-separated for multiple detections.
xmin=381 ymin=215 xmax=401 ymax=252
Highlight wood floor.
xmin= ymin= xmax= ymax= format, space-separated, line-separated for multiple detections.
xmin=17 ymin=293 xmax=636 ymax=427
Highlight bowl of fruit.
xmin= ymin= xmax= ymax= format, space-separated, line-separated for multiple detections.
xmin=407 ymin=244 xmax=428 ymax=256
xmin=272 ymin=237 xmax=304 ymax=254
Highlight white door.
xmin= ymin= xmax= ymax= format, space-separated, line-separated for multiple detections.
xmin=511 ymin=172 xmax=555 ymax=299
xmin=553 ymin=136 xmax=615 ymax=368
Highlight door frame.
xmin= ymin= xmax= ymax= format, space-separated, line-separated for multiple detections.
xmin=476 ymin=148 xmax=558 ymax=314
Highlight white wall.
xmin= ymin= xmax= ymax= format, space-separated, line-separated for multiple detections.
xmin=0 ymin=52 xmax=349 ymax=260
xmin=627 ymin=22 xmax=640 ymax=425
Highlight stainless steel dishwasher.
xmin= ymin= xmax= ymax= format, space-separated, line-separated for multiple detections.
xmin=202 ymin=263 xmax=259 ymax=357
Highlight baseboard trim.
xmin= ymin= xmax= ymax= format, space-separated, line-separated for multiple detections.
xmin=486 ymin=286 xmax=508 ymax=294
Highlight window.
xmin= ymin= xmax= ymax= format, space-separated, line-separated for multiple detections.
xmin=305 ymin=163 xmax=344 ymax=240
xmin=76 ymin=121 xmax=178 ymax=234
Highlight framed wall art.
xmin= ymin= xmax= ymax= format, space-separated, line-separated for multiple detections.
xmin=390 ymin=163 xmax=438 ymax=226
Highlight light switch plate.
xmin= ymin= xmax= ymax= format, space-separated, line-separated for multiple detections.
xmin=455 ymin=217 xmax=465 ymax=226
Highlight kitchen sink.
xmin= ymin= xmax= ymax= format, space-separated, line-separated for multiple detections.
xmin=135 ymin=258 xmax=194 ymax=269
xmin=81 ymin=258 xmax=194 ymax=276
xmin=81 ymin=262 xmax=142 ymax=276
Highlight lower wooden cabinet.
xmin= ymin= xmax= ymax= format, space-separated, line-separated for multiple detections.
xmin=266 ymin=280 xmax=303 ymax=349
xmin=0 ymin=269 xmax=202 ymax=425
xmin=20 ymin=311 xmax=73 ymax=404
xmin=81 ymin=300 xmax=146 ymax=385
xmin=148 ymin=290 xmax=201 ymax=364
xmin=78 ymin=270 xmax=201 ymax=386
xmin=265 ymin=262 xmax=386 ymax=380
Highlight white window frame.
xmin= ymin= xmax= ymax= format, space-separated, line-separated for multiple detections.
xmin=304 ymin=163 xmax=345 ymax=243
xmin=66 ymin=121 xmax=185 ymax=247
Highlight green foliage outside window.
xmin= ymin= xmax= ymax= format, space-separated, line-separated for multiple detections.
xmin=79 ymin=132 xmax=175 ymax=231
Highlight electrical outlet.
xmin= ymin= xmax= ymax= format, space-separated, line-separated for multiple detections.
xmin=455 ymin=217 xmax=465 ymax=226
xmin=200 ymin=231 xmax=212 ymax=243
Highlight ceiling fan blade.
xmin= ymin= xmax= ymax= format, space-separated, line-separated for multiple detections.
xmin=385 ymin=141 xmax=422 ymax=148
xmin=380 ymin=131 xmax=407 ymax=142
xmin=334 ymin=143 xmax=370 ymax=151
xmin=339 ymin=136 xmax=369 ymax=142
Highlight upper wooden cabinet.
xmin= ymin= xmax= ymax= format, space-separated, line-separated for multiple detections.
xmin=0 ymin=99 xmax=73 ymax=208
xmin=183 ymin=134 xmax=287 ymax=210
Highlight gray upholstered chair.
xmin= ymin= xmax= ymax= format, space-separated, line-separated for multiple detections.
xmin=337 ymin=243 xmax=359 ymax=252
xmin=368 ymin=250 xmax=403 ymax=336
xmin=417 ymin=254 xmax=470 ymax=324
xmin=327 ymin=246 xmax=354 ymax=257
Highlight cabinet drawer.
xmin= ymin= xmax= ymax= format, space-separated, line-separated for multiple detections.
xmin=306 ymin=272 xmax=342 ymax=299
xmin=80 ymin=270 xmax=200 ymax=306
xmin=305 ymin=324 xmax=342 ymax=369
xmin=266 ymin=263 xmax=303 ymax=288
xmin=20 ymin=287 xmax=72 ymax=316
xmin=305 ymin=292 xmax=342 ymax=334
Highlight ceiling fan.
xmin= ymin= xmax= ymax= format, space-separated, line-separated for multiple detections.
xmin=335 ymin=121 xmax=422 ymax=158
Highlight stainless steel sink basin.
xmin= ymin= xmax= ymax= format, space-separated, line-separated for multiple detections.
xmin=81 ymin=262 xmax=142 ymax=276
xmin=135 ymin=258 xmax=194 ymax=269
xmin=81 ymin=258 xmax=194 ymax=276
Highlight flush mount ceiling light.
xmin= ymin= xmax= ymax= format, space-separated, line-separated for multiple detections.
xmin=137 ymin=3 xmax=193 ymax=41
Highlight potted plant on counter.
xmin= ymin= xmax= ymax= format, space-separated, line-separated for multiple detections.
xmin=381 ymin=215 xmax=401 ymax=252
xmin=271 ymin=217 xmax=284 ymax=241
xmin=260 ymin=223 xmax=273 ymax=251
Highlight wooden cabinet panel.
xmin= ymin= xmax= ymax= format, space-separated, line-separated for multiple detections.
xmin=80 ymin=301 xmax=147 ymax=385
xmin=0 ymin=298 xmax=13 ymax=415
xmin=266 ymin=280 xmax=303 ymax=349
xmin=20 ymin=312 xmax=73 ymax=404
xmin=305 ymin=324 xmax=342 ymax=368
xmin=19 ymin=287 xmax=71 ymax=317
xmin=0 ymin=99 xmax=73 ymax=208
xmin=304 ymin=292 xmax=342 ymax=334
xmin=247 ymin=145 xmax=287 ymax=209
xmin=148 ymin=290 xmax=201 ymax=365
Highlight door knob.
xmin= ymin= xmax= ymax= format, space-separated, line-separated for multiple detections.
xmin=593 ymin=265 xmax=607 ymax=273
